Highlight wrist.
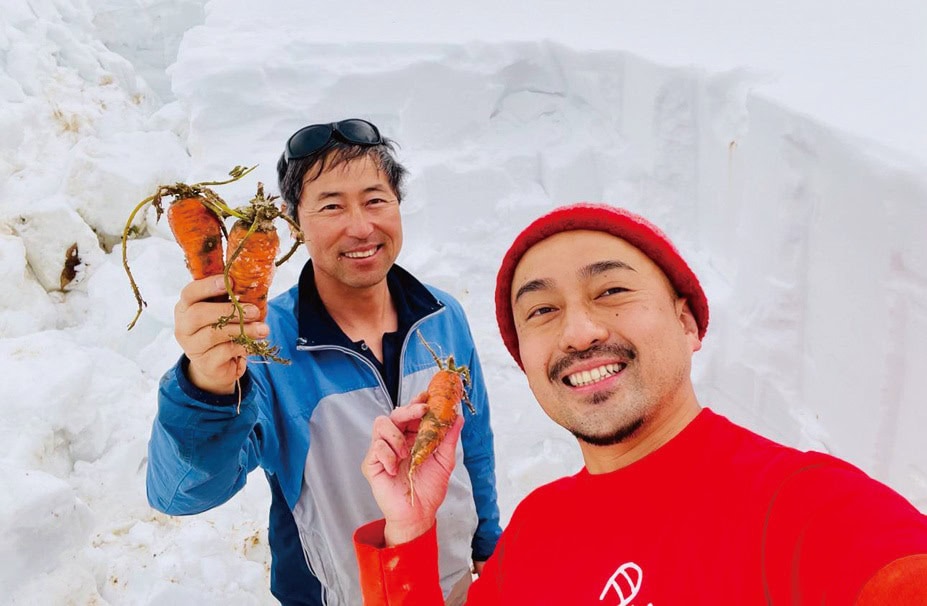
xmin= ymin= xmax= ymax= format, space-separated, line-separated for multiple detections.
xmin=383 ymin=517 xmax=435 ymax=547
xmin=187 ymin=361 xmax=236 ymax=395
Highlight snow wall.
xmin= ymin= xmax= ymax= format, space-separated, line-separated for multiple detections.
xmin=1 ymin=0 xmax=925 ymax=602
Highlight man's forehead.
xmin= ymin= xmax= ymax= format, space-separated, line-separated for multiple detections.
xmin=301 ymin=162 xmax=391 ymax=197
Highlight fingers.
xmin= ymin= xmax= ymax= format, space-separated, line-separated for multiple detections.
xmin=363 ymin=402 xmax=430 ymax=478
xmin=179 ymin=314 xmax=268 ymax=356
xmin=188 ymin=339 xmax=248 ymax=373
xmin=364 ymin=414 xmax=413 ymax=478
xmin=175 ymin=276 xmax=263 ymax=335
xmin=173 ymin=276 xmax=269 ymax=394
xmin=366 ymin=438 xmax=402 ymax=477
xmin=390 ymin=402 xmax=428 ymax=426
xmin=174 ymin=276 xmax=268 ymax=354
xmin=175 ymin=299 xmax=265 ymax=341
xmin=177 ymin=276 xmax=228 ymax=311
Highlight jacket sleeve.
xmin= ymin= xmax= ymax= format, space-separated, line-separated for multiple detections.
xmin=459 ymin=334 xmax=503 ymax=562
xmin=763 ymin=460 xmax=927 ymax=604
xmin=146 ymin=356 xmax=274 ymax=514
xmin=354 ymin=519 xmax=508 ymax=606
xmin=354 ymin=519 xmax=446 ymax=605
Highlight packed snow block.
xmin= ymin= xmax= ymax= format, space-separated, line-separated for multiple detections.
xmin=64 ymin=130 xmax=190 ymax=243
xmin=0 ymin=466 xmax=93 ymax=596
xmin=8 ymin=561 xmax=102 ymax=606
xmin=0 ymin=233 xmax=57 ymax=335
xmin=90 ymin=0 xmax=207 ymax=101
xmin=0 ymin=332 xmax=145 ymax=496
xmin=0 ymin=95 xmax=26 ymax=155
xmin=11 ymin=196 xmax=104 ymax=293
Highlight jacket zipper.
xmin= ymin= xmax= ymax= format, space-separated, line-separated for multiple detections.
xmin=396 ymin=305 xmax=446 ymax=405
xmin=294 ymin=343 xmax=390 ymax=410
xmin=294 ymin=304 xmax=445 ymax=409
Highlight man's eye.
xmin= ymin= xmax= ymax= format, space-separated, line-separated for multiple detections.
xmin=318 ymin=204 xmax=341 ymax=212
xmin=527 ymin=306 xmax=556 ymax=319
xmin=599 ymin=287 xmax=629 ymax=298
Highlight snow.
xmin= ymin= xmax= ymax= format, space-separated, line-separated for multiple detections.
xmin=2 ymin=0 xmax=926 ymax=602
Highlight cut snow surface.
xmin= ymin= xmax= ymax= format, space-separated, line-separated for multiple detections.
xmin=1 ymin=0 xmax=925 ymax=602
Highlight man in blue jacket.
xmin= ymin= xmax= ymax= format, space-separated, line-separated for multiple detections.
xmin=146 ymin=118 xmax=501 ymax=605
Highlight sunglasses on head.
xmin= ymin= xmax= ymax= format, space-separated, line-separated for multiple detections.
xmin=283 ymin=118 xmax=383 ymax=162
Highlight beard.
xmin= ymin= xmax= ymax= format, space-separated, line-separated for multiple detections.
xmin=544 ymin=341 xmax=645 ymax=446
xmin=571 ymin=415 xmax=644 ymax=446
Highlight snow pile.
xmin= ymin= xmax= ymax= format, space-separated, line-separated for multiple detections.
xmin=1 ymin=0 xmax=925 ymax=603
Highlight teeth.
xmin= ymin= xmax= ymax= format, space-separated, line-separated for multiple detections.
xmin=566 ymin=363 xmax=623 ymax=387
xmin=345 ymin=248 xmax=376 ymax=259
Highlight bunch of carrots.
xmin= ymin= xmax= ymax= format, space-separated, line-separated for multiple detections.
xmin=121 ymin=165 xmax=302 ymax=364
xmin=407 ymin=331 xmax=477 ymax=505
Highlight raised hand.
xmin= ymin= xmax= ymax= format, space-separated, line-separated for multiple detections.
xmin=362 ymin=394 xmax=464 ymax=546
xmin=173 ymin=275 xmax=269 ymax=394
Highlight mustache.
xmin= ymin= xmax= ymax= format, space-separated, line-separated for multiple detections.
xmin=548 ymin=342 xmax=637 ymax=382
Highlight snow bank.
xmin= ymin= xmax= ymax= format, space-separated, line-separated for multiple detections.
xmin=1 ymin=0 xmax=925 ymax=602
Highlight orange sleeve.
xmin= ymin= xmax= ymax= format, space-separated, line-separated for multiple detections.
xmin=856 ymin=554 xmax=927 ymax=605
xmin=353 ymin=519 xmax=446 ymax=606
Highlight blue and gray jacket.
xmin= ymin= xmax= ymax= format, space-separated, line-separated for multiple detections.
xmin=147 ymin=262 xmax=502 ymax=605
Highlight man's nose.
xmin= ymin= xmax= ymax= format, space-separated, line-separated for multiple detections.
xmin=558 ymin=304 xmax=608 ymax=352
xmin=344 ymin=205 xmax=375 ymax=239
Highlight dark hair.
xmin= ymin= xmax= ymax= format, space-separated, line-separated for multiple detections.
xmin=276 ymin=138 xmax=408 ymax=222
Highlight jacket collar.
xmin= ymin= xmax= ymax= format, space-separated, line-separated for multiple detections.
xmin=296 ymin=261 xmax=443 ymax=348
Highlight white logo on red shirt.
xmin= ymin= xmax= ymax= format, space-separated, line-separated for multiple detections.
xmin=599 ymin=562 xmax=653 ymax=606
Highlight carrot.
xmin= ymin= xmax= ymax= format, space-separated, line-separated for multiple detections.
xmin=122 ymin=165 xmax=256 ymax=329
xmin=212 ymin=182 xmax=297 ymax=366
xmin=226 ymin=217 xmax=279 ymax=321
xmin=409 ymin=368 xmax=465 ymax=468
xmin=123 ymin=170 xmax=305 ymax=369
xmin=167 ymin=196 xmax=226 ymax=279
xmin=408 ymin=332 xmax=477 ymax=505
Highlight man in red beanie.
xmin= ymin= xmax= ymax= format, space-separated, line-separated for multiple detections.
xmin=353 ymin=203 xmax=927 ymax=604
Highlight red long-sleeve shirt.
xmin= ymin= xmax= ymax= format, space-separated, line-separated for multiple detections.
xmin=356 ymin=409 xmax=927 ymax=604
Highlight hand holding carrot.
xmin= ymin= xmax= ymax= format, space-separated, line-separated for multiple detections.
xmin=123 ymin=170 xmax=301 ymax=367
xmin=174 ymin=275 xmax=270 ymax=395
xmin=362 ymin=395 xmax=464 ymax=547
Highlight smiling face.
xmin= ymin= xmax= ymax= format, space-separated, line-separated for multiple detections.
xmin=511 ymin=230 xmax=701 ymax=448
xmin=297 ymin=155 xmax=403 ymax=296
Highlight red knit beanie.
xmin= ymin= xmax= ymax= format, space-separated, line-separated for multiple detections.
xmin=494 ymin=203 xmax=709 ymax=369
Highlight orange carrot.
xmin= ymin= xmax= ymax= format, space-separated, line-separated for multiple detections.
xmin=409 ymin=367 xmax=466 ymax=470
xmin=226 ymin=218 xmax=279 ymax=321
xmin=122 ymin=165 xmax=262 ymax=331
xmin=167 ymin=196 xmax=225 ymax=279
xmin=212 ymin=182 xmax=295 ymax=366
xmin=408 ymin=333 xmax=476 ymax=504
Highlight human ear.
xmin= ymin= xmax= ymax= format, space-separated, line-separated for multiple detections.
xmin=676 ymin=298 xmax=702 ymax=353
